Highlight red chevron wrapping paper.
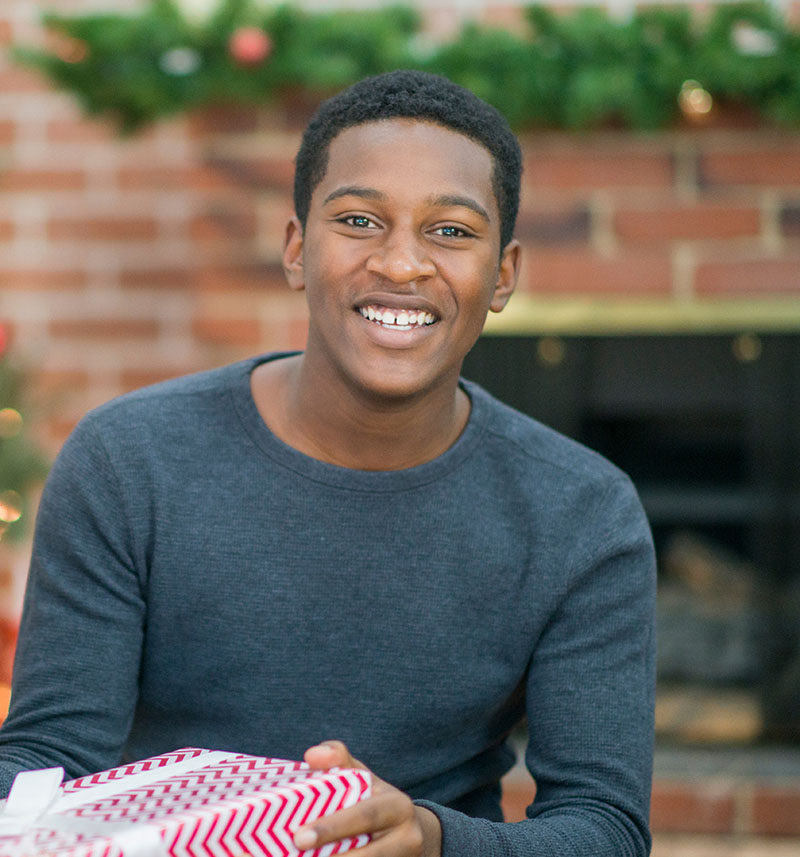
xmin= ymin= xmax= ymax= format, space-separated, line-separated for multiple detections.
xmin=0 ymin=747 xmax=372 ymax=857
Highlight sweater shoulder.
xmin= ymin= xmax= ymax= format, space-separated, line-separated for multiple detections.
xmin=90 ymin=361 xmax=246 ymax=422
xmin=60 ymin=360 xmax=254 ymax=470
xmin=465 ymin=379 xmax=630 ymax=489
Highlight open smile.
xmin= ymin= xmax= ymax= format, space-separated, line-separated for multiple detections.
xmin=357 ymin=304 xmax=437 ymax=331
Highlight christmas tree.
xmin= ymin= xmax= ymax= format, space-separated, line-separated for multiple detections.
xmin=0 ymin=325 xmax=50 ymax=545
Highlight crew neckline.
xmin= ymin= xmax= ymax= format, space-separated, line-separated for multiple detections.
xmin=229 ymin=352 xmax=489 ymax=492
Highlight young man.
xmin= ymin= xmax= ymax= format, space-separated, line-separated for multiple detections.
xmin=0 ymin=72 xmax=656 ymax=857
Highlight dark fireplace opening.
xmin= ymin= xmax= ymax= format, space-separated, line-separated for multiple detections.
xmin=463 ymin=332 xmax=800 ymax=746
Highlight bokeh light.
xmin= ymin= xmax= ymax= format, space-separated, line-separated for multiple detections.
xmin=0 ymin=491 xmax=23 ymax=524
xmin=679 ymin=80 xmax=713 ymax=119
xmin=0 ymin=409 xmax=23 ymax=439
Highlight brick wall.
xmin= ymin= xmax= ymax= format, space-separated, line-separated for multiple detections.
xmin=2 ymin=0 xmax=800 ymax=838
xmin=516 ymin=131 xmax=800 ymax=298
xmin=502 ymin=757 xmax=800 ymax=837
xmin=4 ymin=84 xmax=800 ymax=458
xmin=3 ymin=1 xmax=800 ymax=457
xmin=2 ymin=0 xmax=800 ymax=600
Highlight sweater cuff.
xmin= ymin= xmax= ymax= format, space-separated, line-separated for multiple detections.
xmin=0 ymin=762 xmax=26 ymax=799
xmin=414 ymin=799 xmax=503 ymax=857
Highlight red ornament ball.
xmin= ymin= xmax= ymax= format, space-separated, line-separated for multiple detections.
xmin=229 ymin=27 xmax=272 ymax=66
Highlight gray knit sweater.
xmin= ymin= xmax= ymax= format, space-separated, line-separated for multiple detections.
xmin=0 ymin=353 xmax=656 ymax=857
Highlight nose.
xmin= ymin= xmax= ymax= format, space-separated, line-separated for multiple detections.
xmin=365 ymin=228 xmax=436 ymax=284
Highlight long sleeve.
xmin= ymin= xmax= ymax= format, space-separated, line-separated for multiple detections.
xmin=0 ymin=364 xmax=657 ymax=854
xmin=417 ymin=476 xmax=657 ymax=857
xmin=0 ymin=415 xmax=147 ymax=795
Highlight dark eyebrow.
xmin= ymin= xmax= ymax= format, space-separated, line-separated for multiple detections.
xmin=323 ymin=186 xmax=386 ymax=205
xmin=427 ymin=194 xmax=490 ymax=222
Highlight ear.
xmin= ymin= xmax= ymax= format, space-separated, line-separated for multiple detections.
xmin=283 ymin=216 xmax=305 ymax=291
xmin=489 ymin=239 xmax=521 ymax=313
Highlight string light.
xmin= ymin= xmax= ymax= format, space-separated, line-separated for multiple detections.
xmin=679 ymin=80 xmax=713 ymax=119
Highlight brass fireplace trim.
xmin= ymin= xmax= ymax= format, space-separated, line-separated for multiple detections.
xmin=483 ymin=297 xmax=800 ymax=336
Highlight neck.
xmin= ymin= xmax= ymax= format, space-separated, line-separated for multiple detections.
xmin=252 ymin=353 xmax=470 ymax=471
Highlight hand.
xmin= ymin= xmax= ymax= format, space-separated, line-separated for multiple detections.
xmin=292 ymin=740 xmax=442 ymax=857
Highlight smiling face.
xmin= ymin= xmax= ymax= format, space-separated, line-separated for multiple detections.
xmin=283 ymin=118 xmax=520 ymax=404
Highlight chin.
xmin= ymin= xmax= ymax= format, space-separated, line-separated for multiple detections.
xmin=354 ymin=362 xmax=457 ymax=405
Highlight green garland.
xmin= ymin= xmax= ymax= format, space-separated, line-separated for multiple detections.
xmin=9 ymin=1 xmax=800 ymax=133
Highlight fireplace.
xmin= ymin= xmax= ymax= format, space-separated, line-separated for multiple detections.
xmin=463 ymin=332 xmax=800 ymax=744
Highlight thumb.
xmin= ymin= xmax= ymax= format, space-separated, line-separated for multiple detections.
xmin=303 ymin=740 xmax=366 ymax=771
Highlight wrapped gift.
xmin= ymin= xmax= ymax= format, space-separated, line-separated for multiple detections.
xmin=0 ymin=747 xmax=372 ymax=857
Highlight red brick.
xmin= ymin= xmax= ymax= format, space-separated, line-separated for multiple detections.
xmin=516 ymin=206 xmax=591 ymax=245
xmin=116 ymin=166 xmax=192 ymax=190
xmin=280 ymin=89 xmax=326 ymax=133
xmin=197 ymin=262 xmax=287 ymax=292
xmin=193 ymin=317 xmax=261 ymax=346
xmin=189 ymin=105 xmax=262 ymax=135
xmin=524 ymin=149 xmax=672 ymax=191
xmin=0 ymin=65 xmax=47 ymax=93
xmin=0 ymin=18 xmax=13 ymax=47
xmin=205 ymin=156 xmax=295 ymax=191
xmin=49 ymin=319 xmax=160 ymax=340
xmin=184 ymin=164 xmax=246 ymax=192
xmin=119 ymin=268 xmax=196 ymax=290
xmin=615 ymin=203 xmax=761 ymax=242
xmin=695 ymin=258 xmax=800 ymax=294
xmin=751 ymin=785 xmax=800 ymax=836
xmin=701 ymin=146 xmax=800 ymax=187
xmin=524 ymin=250 xmax=672 ymax=295
xmin=46 ymin=416 xmax=82 ymax=450
xmin=0 ymin=169 xmax=86 ymax=192
xmin=190 ymin=207 xmax=258 ymax=242
xmin=46 ymin=119 xmax=113 ymax=144
xmin=0 ymin=119 xmax=14 ymax=145
xmin=34 ymin=369 xmax=90 ymax=397
xmin=650 ymin=781 xmax=735 ymax=834
xmin=0 ymin=270 xmax=88 ymax=290
xmin=48 ymin=217 xmax=159 ymax=242
xmin=120 ymin=370 xmax=181 ymax=393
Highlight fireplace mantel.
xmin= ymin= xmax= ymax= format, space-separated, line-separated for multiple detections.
xmin=483 ymin=296 xmax=800 ymax=337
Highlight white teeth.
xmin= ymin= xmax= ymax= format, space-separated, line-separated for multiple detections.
xmin=358 ymin=305 xmax=437 ymax=328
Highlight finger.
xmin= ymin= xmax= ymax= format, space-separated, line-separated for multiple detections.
xmin=340 ymin=822 xmax=424 ymax=857
xmin=304 ymin=821 xmax=424 ymax=857
xmin=293 ymin=790 xmax=414 ymax=851
xmin=303 ymin=740 xmax=366 ymax=771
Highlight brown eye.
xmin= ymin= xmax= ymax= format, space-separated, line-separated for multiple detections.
xmin=343 ymin=216 xmax=375 ymax=229
xmin=434 ymin=225 xmax=471 ymax=238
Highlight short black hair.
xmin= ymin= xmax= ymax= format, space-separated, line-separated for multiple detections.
xmin=293 ymin=70 xmax=522 ymax=250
